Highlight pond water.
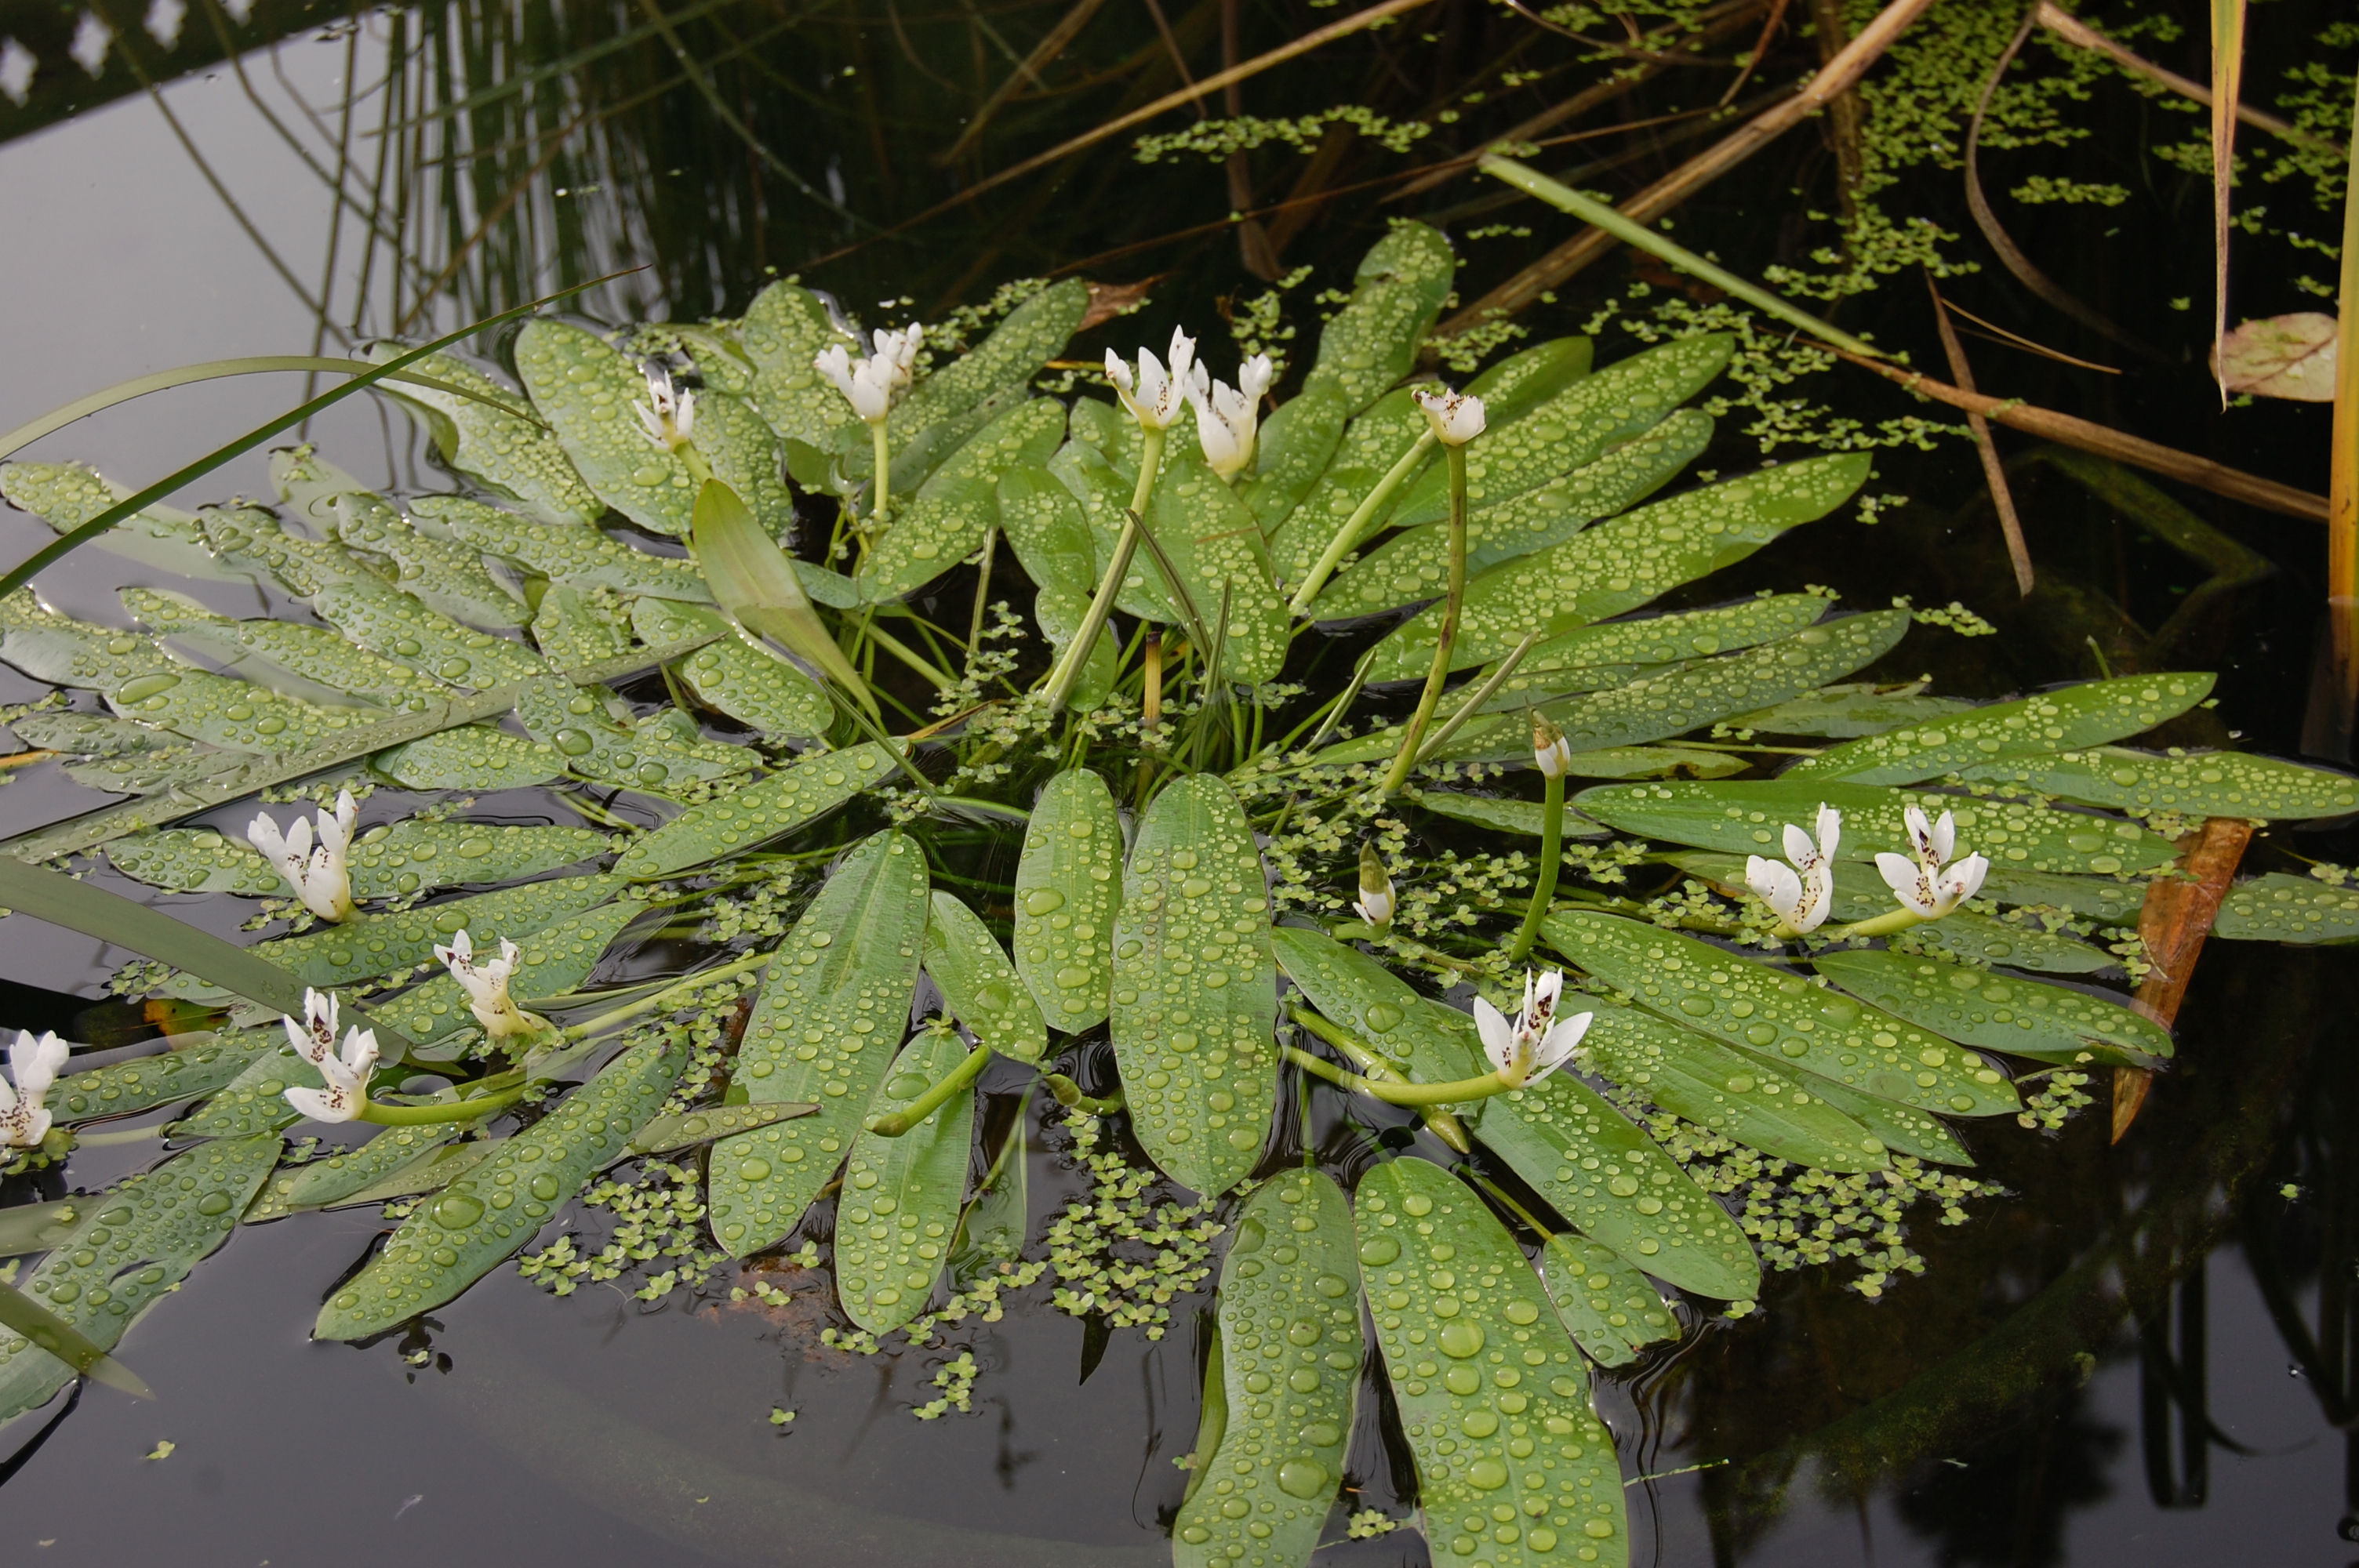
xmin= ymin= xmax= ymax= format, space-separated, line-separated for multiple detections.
xmin=1 ymin=5 xmax=2355 ymax=1566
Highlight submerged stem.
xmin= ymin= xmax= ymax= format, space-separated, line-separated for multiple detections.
xmin=1041 ymin=426 xmax=1166 ymax=714
xmin=1289 ymin=428 xmax=1434 ymax=613
xmin=559 ymin=951 xmax=772 ymax=1045
xmin=360 ymin=1085 xmax=526 ymax=1126
xmin=1287 ymin=1004 xmax=1470 ymax=1152
xmin=1379 ymin=443 xmax=1469 ymax=793
xmin=1507 ymin=768 xmax=1565 ymax=963
xmin=1280 ymin=1043 xmax=1511 ymax=1107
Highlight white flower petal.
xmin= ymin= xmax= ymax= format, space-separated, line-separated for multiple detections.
xmin=1745 ymin=856 xmax=1804 ymax=924
xmin=1875 ymin=851 xmax=1938 ymax=918
xmin=1781 ymin=821 xmax=1819 ymax=869
xmin=1473 ymin=996 xmax=1516 ymax=1076
xmin=283 ymin=1084 xmax=360 ymax=1123
xmin=1812 ymin=803 xmax=1841 ymax=860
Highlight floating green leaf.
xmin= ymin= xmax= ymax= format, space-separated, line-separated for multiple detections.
xmin=1732 ymin=1062 xmax=1972 ymax=1166
xmin=1314 ymin=410 xmax=1711 ymax=618
xmin=1577 ymin=780 xmax=2179 ymax=877
xmin=740 ymin=281 xmax=864 ymax=450
xmin=49 ymin=1033 xmax=277 ymax=1125
xmin=417 ymin=495 xmax=712 ymax=601
xmin=629 ymin=1101 xmax=816 ymax=1155
xmin=195 ymin=503 xmax=369 ymax=595
xmin=947 ymin=1114 xmax=1030 ymax=1291
xmin=1404 ymin=789 xmax=1611 ymax=840
xmin=373 ymin=724 xmax=564 ymax=791
xmin=1959 ymin=746 xmax=2359 ymax=821
xmin=925 ymin=892 xmax=1045 ymax=1065
xmin=613 ymin=742 xmax=900 ymax=879
xmin=1536 ymin=1233 xmax=1677 ymax=1369
xmin=1238 ymin=376 xmax=1347 ymax=537
xmin=0 ymin=1134 xmax=275 ymax=1419
xmin=220 ymin=874 xmax=623 ymax=992
xmin=1272 ymin=924 xmax=1420 ymax=1050
xmin=1111 ymin=774 xmax=1276 ymax=1196
xmin=111 ymin=819 xmax=607 ymax=901
xmin=1304 ymin=221 xmax=1456 ymax=415
xmin=1010 ymin=768 xmax=1122 ymax=1033
xmin=107 ymin=666 xmax=366 ymax=757
xmin=1574 ymin=1002 xmax=1888 ymax=1173
xmin=1546 ymin=911 xmax=2020 ymax=1119
xmin=243 ymin=1122 xmax=467 ymax=1220
xmin=1811 ymin=949 xmax=2169 ymax=1066
xmin=369 ymin=901 xmax=641 ymax=1044
xmin=311 ymin=573 xmax=548 ymax=691
xmin=0 ymin=598 xmax=178 ymax=693
xmin=2211 ymin=873 xmax=2359 ymax=942
xmin=333 ymin=495 xmax=531 ymax=630
xmin=335 ymin=1138 xmax=500 ymax=1207
xmin=892 ymin=281 xmax=1088 ymax=454
xmin=528 ymin=583 xmax=630 ymax=668
xmin=1784 ymin=673 xmax=2216 ymax=784
xmin=513 ymin=674 xmax=753 ymax=792
xmin=1139 ymin=442 xmax=1291 ymax=684
xmin=106 ymin=829 xmax=283 ymax=895
xmin=314 ymin=1032 xmax=687 ymax=1340
xmin=121 ymin=587 xmax=443 ymax=713
xmin=707 ymin=831 xmax=929 ymax=1258
xmin=1266 ymin=390 xmax=1425 ymax=593
xmin=690 ymin=475 xmax=875 ymax=716
xmin=1365 ymin=455 xmax=1871 ymax=683
xmin=1723 ymin=682 xmax=1979 ymax=738
xmin=169 ymin=1044 xmax=313 ymax=1139
xmin=1355 ymin=1158 xmax=1630 ymax=1567
xmin=0 ymin=1200 xmax=81 ymax=1257
xmin=0 ymin=459 xmax=250 ymax=583
xmin=631 ymin=597 xmax=831 ymax=741
xmin=1172 ymin=1169 xmax=1360 ymax=1568
xmin=860 ymin=397 xmax=1067 ymax=601
xmin=835 ymin=1029 xmax=977 ymax=1334
xmin=365 ymin=344 xmax=601 ymax=524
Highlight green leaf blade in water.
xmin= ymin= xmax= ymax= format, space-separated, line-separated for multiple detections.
xmin=998 ymin=466 xmax=1118 ymax=706
xmin=1172 ymin=1169 xmax=1361 ymax=1568
xmin=1404 ymin=789 xmax=1611 ymax=840
xmin=374 ymin=724 xmax=565 ymax=792
xmin=707 ymin=831 xmax=930 ymax=1258
xmin=1011 ymin=768 xmax=1123 ymax=1034
xmin=121 ymin=586 xmax=445 ymax=713
xmin=690 ymin=477 xmax=875 ymax=716
xmin=1354 ymin=1157 xmax=1630 ymax=1567
xmin=1111 ymin=774 xmax=1276 ymax=1196
xmin=2210 ymin=873 xmax=2359 ymax=943
xmin=859 ymin=397 xmax=1067 ymax=601
xmin=0 ymin=459 xmax=250 ymax=583
xmin=740 ymin=281 xmax=864 ymax=451
xmin=632 ymin=599 xmax=831 ymax=742
xmin=889 ymin=280 xmax=1088 ymax=461
xmin=419 ymin=495 xmax=713 ymax=602
xmin=364 ymin=344 xmax=601 ymax=525
xmin=371 ymin=901 xmax=641 ymax=1048
xmin=835 ymin=1029 xmax=978 ymax=1335
xmin=512 ymin=675 xmax=753 ymax=792
xmin=1238 ymin=376 xmax=1348 ymax=538
xmin=1725 ymin=682 xmax=1979 ymax=738
xmin=1264 ymin=389 xmax=1425 ymax=595
xmin=330 ymin=494 xmax=532 ymax=631
xmin=947 ymin=1114 xmax=1029 ymax=1291
xmin=925 ymin=892 xmax=1046 ymax=1065
xmin=315 ymin=1033 xmax=687 ymax=1341
xmin=1304 ymin=221 xmax=1456 ymax=416
xmin=613 ymin=742 xmax=899 ymax=880
xmin=0 ymin=1134 xmax=277 ymax=1420
xmin=1959 ymin=746 xmax=2359 ymax=821
xmin=1574 ymin=1002 xmax=1890 ymax=1174
xmin=49 ymin=1033 xmax=276 ymax=1127
xmin=1139 ymin=442 xmax=1292 ymax=684
xmin=0 ymin=1200 xmax=82 ymax=1258
xmin=1783 ymin=673 xmax=2218 ymax=785
xmin=629 ymin=1102 xmax=816 ymax=1156
xmin=1576 ymin=780 xmax=2181 ymax=877
xmin=1810 ymin=949 xmax=2171 ymax=1067
xmin=1363 ymin=453 xmax=1871 ymax=684
xmin=1544 ymin=911 xmax=2020 ymax=1120
xmin=1536 ymin=1233 xmax=1678 ymax=1368
xmin=244 ymin=1122 xmax=469 ymax=1221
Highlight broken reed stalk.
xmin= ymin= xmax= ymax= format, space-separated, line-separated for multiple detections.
xmin=1837 ymin=353 xmax=2330 ymax=524
xmin=2332 ymin=92 xmax=2359 ymax=708
xmin=1925 ymin=276 xmax=2034 ymax=596
xmin=1434 ymin=0 xmax=1940 ymax=337
xmin=2207 ymin=0 xmax=2248 ymax=407
xmin=2031 ymin=2 xmax=2333 ymax=154
xmin=2114 ymin=817 xmax=2252 ymax=1142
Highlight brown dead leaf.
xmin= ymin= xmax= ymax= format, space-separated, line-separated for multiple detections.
xmin=1078 ymin=277 xmax=1160 ymax=332
xmin=2212 ymin=311 xmax=2339 ymax=401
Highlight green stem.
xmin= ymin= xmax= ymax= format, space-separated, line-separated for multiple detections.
xmin=359 ymin=1086 xmax=525 ymax=1125
xmin=867 ymin=1043 xmax=991 ymax=1135
xmin=1041 ymin=426 xmax=1165 ymax=714
xmin=1379 ymin=442 xmax=1469 ymax=794
xmin=1287 ymin=1004 xmax=1470 ymax=1152
xmin=1507 ymin=768 xmax=1565 ymax=963
xmin=1280 ymin=1044 xmax=1512 ymax=1107
xmin=560 ymin=951 xmax=772 ymax=1044
xmin=862 ymin=619 xmax=957 ymax=691
xmin=872 ymin=419 xmax=892 ymax=525
xmin=678 ymin=441 xmax=713 ymax=485
xmin=1043 ymin=1072 xmax=1125 ymax=1116
xmin=1820 ymin=906 xmax=1934 ymax=942
xmin=1288 ymin=429 xmax=1435 ymax=613
xmin=1414 ymin=628 xmax=1541 ymax=766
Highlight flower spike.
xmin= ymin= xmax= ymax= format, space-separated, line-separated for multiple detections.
xmin=279 ymin=988 xmax=377 ymax=1123
xmin=1473 ymin=969 xmax=1591 ymax=1088
xmin=1105 ymin=327 xmax=1198 ymax=433
xmin=1412 ymin=386 xmax=1485 ymax=446
xmin=0 ymin=1029 xmax=71 ymax=1147
xmin=433 ymin=928 xmax=547 ymax=1044
xmin=815 ymin=321 xmax=923 ymax=427
xmin=248 ymin=789 xmax=358 ymax=924
xmin=1745 ymin=803 xmax=1841 ymax=934
xmin=1354 ymin=840 xmax=1396 ymax=929
xmin=1186 ymin=352 xmax=1273 ymax=479
xmin=1874 ymin=804 xmax=1989 ymax=919
xmin=634 ymin=359 xmax=696 ymax=452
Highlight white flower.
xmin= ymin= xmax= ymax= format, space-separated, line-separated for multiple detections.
xmin=1874 ymin=804 xmax=1990 ymax=920
xmin=634 ymin=360 xmax=696 ymax=452
xmin=1186 ymin=353 xmax=1273 ymax=479
xmin=1745 ymin=803 xmax=1841 ymax=934
xmin=1474 ymin=970 xmax=1591 ymax=1088
xmin=869 ymin=324 xmax=923 ymax=394
xmin=433 ymin=928 xmax=544 ymax=1042
xmin=814 ymin=324 xmax=923 ymax=426
xmin=248 ymin=789 xmax=358 ymax=924
xmin=1532 ymin=712 xmax=1573 ymax=779
xmin=279 ymin=989 xmax=377 ymax=1123
xmin=1413 ymin=386 xmax=1486 ymax=446
xmin=1354 ymin=840 xmax=1395 ymax=928
xmin=1105 ymin=327 xmax=1198 ymax=433
xmin=0 ymin=1030 xmax=71 ymax=1147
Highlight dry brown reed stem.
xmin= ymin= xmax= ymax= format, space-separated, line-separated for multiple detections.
xmin=1837 ymin=353 xmax=2330 ymax=524
xmin=2031 ymin=2 xmax=2333 ymax=153
xmin=1434 ymin=0 xmax=1940 ymax=337
xmin=2114 ymin=818 xmax=2252 ymax=1142
xmin=1925 ymin=278 xmax=2034 ymax=595
xmin=934 ymin=0 xmax=1110 ymax=167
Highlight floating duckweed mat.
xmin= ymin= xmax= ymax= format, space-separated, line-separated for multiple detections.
xmin=1 ymin=220 xmax=2353 ymax=1568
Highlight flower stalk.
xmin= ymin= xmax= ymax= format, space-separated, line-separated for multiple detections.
xmin=865 ymin=1040 xmax=991 ymax=1136
xmin=1285 ymin=1003 xmax=1468 ymax=1151
xmin=1287 ymin=429 xmax=1435 ymax=613
xmin=1506 ymin=713 xmax=1572 ymax=963
xmin=1379 ymin=389 xmax=1484 ymax=793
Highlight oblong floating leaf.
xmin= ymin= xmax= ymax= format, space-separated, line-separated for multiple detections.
xmin=1364 ymin=454 xmax=1871 ymax=684
xmin=314 ymin=1033 xmax=688 ymax=1340
xmin=1573 ymin=1002 xmax=1888 ymax=1173
xmin=1354 ymin=1158 xmax=1630 ymax=1567
xmin=0 ymin=1134 xmax=277 ymax=1421
xmin=1538 ymin=1232 xmax=1678 ymax=1368
xmin=373 ymin=724 xmax=564 ymax=791
xmin=1173 ymin=1169 xmax=1361 ymax=1568
xmin=1 ymin=459 xmax=246 ymax=583
xmin=1011 ymin=768 xmax=1122 ymax=1033
xmin=2211 ymin=873 xmax=2359 ymax=943
xmin=859 ymin=397 xmax=1067 ymax=601
xmin=628 ymin=1101 xmax=816 ymax=1154
xmin=1545 ymin=911 xmax=2021 ymax=1120
xmin=1238 ymin=375 xmax=1347 ymax=537
xmin=1404 ymin=789 xmax=1610 ymax=840
xmin=740 ymin=280 xmax=864 ymax=449
xmin=1810 ymin=949 xmax=2169 ymax=1066
xmin=244 ymin=1122 xmax=467 ymax=1220
xmin=122 ymin=586 xmax=444 ymax=713
xmin=1111 ymin=773 xmax=1276 ymax=1196
xmin=707 ymin=831 xmax=930 ymax=1258
xmin=366 ymin=344 xmax=601 ymax=524
xmin=332 ymin=495 xmax=531 ymax=631
xmin=924 ymin=892 xmax=1045 ymax=1065
xmin=835 ymin=1029 xmax=976 ymax=1334
xmin=49 ymin=1033 xmax=275 ymax=1126
xmin=1959 ymin=746 xmax=2359 ymax=821
xmin=632 ymin=598 xmax=831 ymax=741
xmin=613 ymin=742 xmax=900 ymax=879
xmin=1576 ymin=780 xmax=2179 ymax=877
xmin=1306 ymin=221 xmax=1456 ymax=415
xmin=311 ymin=574 xmax=548 ymax=691
xmin=107 ymin=666 xmax=362 ymax=757
xmin=418 ymin=495 xmax=712 ymax=601
xmin=1783 ymin=673 xmax=2216 ymax=785
xmin=1724 ymin=682 xmax=1979 ymax=738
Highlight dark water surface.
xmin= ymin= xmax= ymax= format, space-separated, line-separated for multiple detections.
xmin=2 ymin=5 xmax=2355 ymax=1564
